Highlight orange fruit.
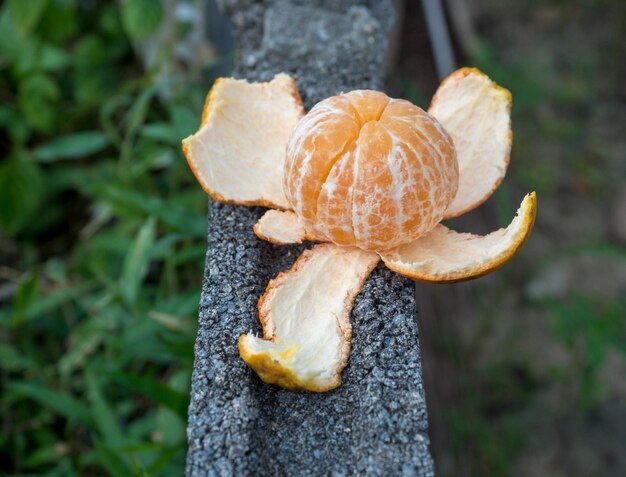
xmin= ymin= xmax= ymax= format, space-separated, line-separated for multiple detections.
xmin=283 ymin=90 xmax=459 ymax=252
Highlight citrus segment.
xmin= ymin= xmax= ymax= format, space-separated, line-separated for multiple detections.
xmin=351 ymin=120 xmax=400 ymax=250
xmin=284 ymin=95 xmax=361 ymax=237
xmin=380 ymin=192 xmax=537 ymax=282
xmin=182 ymin=74 xmax=304 ymax=209
xmin=253 ymin=210 xmax=307 ymax=245
xmin=344 ymin=90 xmax=389 ymax=124
xmin=239 ymin=244 xmax=380 ymax=392
xmin=380 ymin=103 xmax=458 ymax=241
xmin=429 ymin=67 xmax=512 ymax=219
xmin=284 ymin=91 xmax=458 ymax=252
xmin=315 ymin=142 xmax=359 ymax=246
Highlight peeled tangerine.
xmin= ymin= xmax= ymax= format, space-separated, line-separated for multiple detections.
xmin=284 ymin=90 xmax=459 ymax=251
xmin=183 ymin=69 xmax=537 ymax=392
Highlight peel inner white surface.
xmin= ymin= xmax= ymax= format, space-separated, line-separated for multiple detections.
xmin=380 ymin=192 xmax=536 ymax=282
xmin=253 ymin=210 xmax=306 ymax=245
xmin=239 ymin=243 xmax=379 ymax=391
xmin=182 ymin=74 xmax=303 ymax=209
xmin=429 ymin=68 xmax=512 ymax=219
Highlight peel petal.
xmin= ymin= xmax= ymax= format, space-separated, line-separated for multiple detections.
xmin=253 ymin=210 xmax=306 ymax=245
xmin=239 ymin=243 xmax=379 ymax=392
xmin=429 ymin=67 xmax=512 ymax=219
xmin=380 ymin=192 xmax=536 ymax=283
xmin=182 ymin=74 xmax=304 ymax=209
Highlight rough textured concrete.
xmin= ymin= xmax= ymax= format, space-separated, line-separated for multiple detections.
xmin=187 ymin=1 xmax=434 ymax=475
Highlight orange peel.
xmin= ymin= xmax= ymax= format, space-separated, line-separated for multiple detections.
xmin=429 ymin=67 xmax=512 ymax=219
xmin=182 ymin=74 xmax=304 ymax=209
xmin=183 ymin=68 xmax=537 ymax=392
xmin=379 ymin=192 xmax=537 ymax=282
xmin=253 ymin=210 xmax=307 ymax=245
xmin=239 ymin=244 xmax=379 ymax=392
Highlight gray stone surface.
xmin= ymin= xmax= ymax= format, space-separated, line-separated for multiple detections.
xmin=187 ymin=1 xmax=433 ymax=475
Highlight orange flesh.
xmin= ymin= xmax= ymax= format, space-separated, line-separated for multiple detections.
xmin=284 ymin=91 xmax=459 ymax=252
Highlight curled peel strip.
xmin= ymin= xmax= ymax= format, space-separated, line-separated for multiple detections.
xmin=380 ymin=193 xmax=537 ymax=283
xmin=239 ymin=243 xmax=380 ymax=392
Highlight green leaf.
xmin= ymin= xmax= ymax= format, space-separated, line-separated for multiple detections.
xmin=9 ymin=381 xmax=93 ymax=425
xmin=155 ymin=289 xmax=201 ymax=321
xmin=126 ymin=85 xmax=160 ymax=133
xmin=22 ymin=282 xmax=93 ymax=324
xmin=0 ymin=105 xmax=30 ymax=143
xmin=73 ymin=34 xmax=106 ymax=67
xmin=125 ymin=414 xmax=157 ymax=443
xmin=147 ymin=444 xmax=184 ymax=474
xmin=171 ymin=244 xmax=207 ymax=267
xmin=45 ymin=257 xmax=67 ymax=284
xmin=34 ymin=131 xmax=110 ymax=162
xmin=12 ymin=42 xmax=71 ymax=76
xmin=58 ymin=312 xmax=116 ymax=377
xmin=24 ymin=443 xmax=66 ymax=468
xmin=73 ymin=35 xmax=108 ymax=105
xmin=116 ymin=84 xmax=163 ymax=168
xmin=140 ymin=122 xmax=180 ymax=145
xmin=149 ymin=311 xmax=195 ymax=335
xmin=38 ymin=44 xmax=71 ymax=71
xmin=0 ymin=156 xmax=44 ymax=236
xmin=157 ymin=406 xmax=185 ymax=446
xmin=95 ymin=441 xmax=134 ymax=477
xmin=18 ymin=74 xmax=60 ymax=132
xmin=99 ymin=93 xmax=132 ymax=147
xmin=0 ymin=343 xmax=37 ymax=371
xmin=121 ymin=0 xmax=164 ymax=39
xmin=492 ymin=184 xmax=515 ymax=229
xmin=162 ymin=338 xmax=195 ymax=363
xmin=108 ymin=372 xmax=188 ymax=419
xmin=120 ymin=216 xmax=156 ymax=303
xmin=46 ymin=457 xmax=78 ymax=477
xmin=168 ymin=105 xmax=198 ymax=140
xmin=128 ymin=141 xmax=175 ymax=176
xmin=12 ymin=275 xmax=39 ymax=326
xmin=98 ymin=186 xmax=206 ymax=236
xmin=0 ymin=7 xmax=31 ymax=61
xmin=85 ymin=368 xmax=125 ymax=447
xmin=157 ymin=371 xmax=189 ymax=445
xmin=37 ymin=0 xmax=77 ymax=44
xmin=8 ymin=0 xmax=48 ymax=33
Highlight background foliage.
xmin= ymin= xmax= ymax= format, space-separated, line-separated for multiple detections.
xmin=1 ymin=0 xmax=625 ymax=476
xmin=390 ymin=1 xmax=626 ymax=475
xmin=0 ymin=0 xmax=214 ymax=474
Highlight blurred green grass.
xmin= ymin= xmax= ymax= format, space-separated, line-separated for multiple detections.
xmin=0 ymin=1 xmax=214 ymax=474
xmin=451 ymin=8 xmax=625 ymax=477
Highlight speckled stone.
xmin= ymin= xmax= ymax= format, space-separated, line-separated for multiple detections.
xmin=186 ymin=1 xmax=433 ymax=475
